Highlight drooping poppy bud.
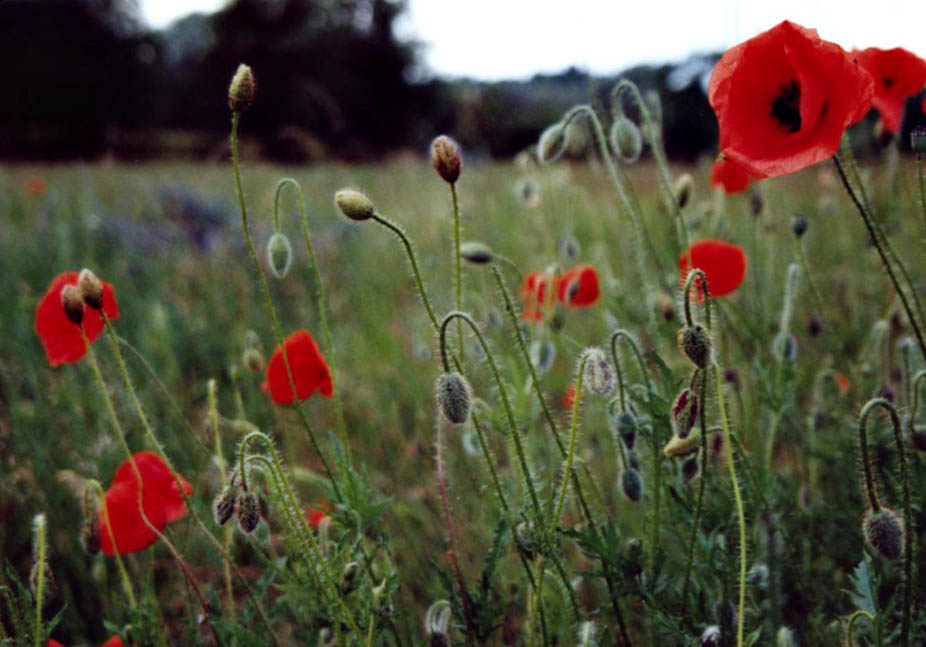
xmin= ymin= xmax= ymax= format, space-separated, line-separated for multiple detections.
xmin=615 ymin=412 xmax=638 ymax=449
xmin=78 ymin=268 xmax=104 ymax=310
xmin=863 ymin=508 xmax=904 ymax=561
xmin=213 ymin=486 xmax=237 ymax=526
xmin=459 ymin=241 xmax=493 ymax=264
xmin=620 ymin=468 xmax=643 ymax=502
xmin=334 ymin=188 xmax=375 ymax=221
xmin=674 ymin=173 xmax=694 ymax=209
xmin=671 ymin=387 xmax=699 ymax=438
xmin=610 ymin=117 xmax=643 ymax=164
xmin=266 ymin=232 xmax=293 ymax=279
xmin=60 ymin=285 xmax=84 ymax=326
xmin=436 ymin=372 xmax=471 ymax=424
xmin=790 ymin=213 xmax=808 ymax=238
xmin=538 ymin=122 xmax=567 ymax=164
xmin=679 ymin=325 xmax=713 ymax=369
xmin=236 ymin=491 xmax=261 ymax=534
xmin=582 ymin=347 xmax=614 ymax=397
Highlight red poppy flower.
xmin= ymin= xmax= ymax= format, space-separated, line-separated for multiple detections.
xmin=25 ymin=177 xmax=47 ymax=196
xmin=709 ymin=21 xmax=873 ymax=178
xmin=709 ymin=156 xmax=751 ymax=194
xmin=519 ymin=272 xmax=553 ymax=321
xmin=305 ymin=503 xmax=330 ymax=529
xmin=98 ymin=451 xmax=193 ymax=556
xmin=261 ymin=330 xmax=333 ymax=405
xmin=853 ymin=47 xmax=926 ymax=134
xmin=679 ymin=240 xmax=747 ymax=299
xmin=35 ymin=271 xmax=119 ymax=367
xmin=559 ymin=385 xmax=576 ymax=410
xmin=102 ymin=637 xmax=126 ymax=647
xmin=557 ymin=264 xmax=600 ymax=307
xmin=48 ymin=641 xmax=64 ymax=647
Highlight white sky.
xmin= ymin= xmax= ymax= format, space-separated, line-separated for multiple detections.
xmin=141 ymin=0 xmax=926 ymax=81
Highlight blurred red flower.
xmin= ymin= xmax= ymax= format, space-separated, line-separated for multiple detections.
xmin=679 ymin=240 xmax=747 ymax=300
xmin=519 ymin=272 xmax=552 ymax=321
xmin=261 ymin=330 xmax=333 ymax=404
xmin=98 ymin=451 xmax=192 ymax=556
xmin=709 ymin=20 xmax=873 ymax=179
xmin=709 ymin=156 xmax=751 ymax=194
xmin=35 ymin=271 xmax=120 ymax=367
xmin=48 ymin=641 xmax=64 ymax=647
xmin=558 ymin=264 xmax=600 ymax=307
xmin=853 ymin=47 xmax=926 ymax=134
xmin=25 ymin=177 xmax=47 ymax=196
xmin=102 ymin=636 xmax=127 ymax=647
xmin=305 ymin=503 xmax=330 ymax=529
xmin=559 ymin=385 xmax=576 ymax=410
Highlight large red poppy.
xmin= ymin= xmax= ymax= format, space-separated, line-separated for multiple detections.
xmin=709 ymin=156 xmax=751 ymax=194
xmin=709 ymin=21 xmax=873 ymax=178
xmin=519 ymin=272 xmax=552 ymax=321
xmin=261 ymin=330 xmax=333 ymax=404
xmin=679 ymin=240 xmax=747 ymax=299
xmin=853 ymin=47 xmax=926 ymax=134
xmin=557 ymin=264 xmax=600 ymax=307
xmin=35 ymin=271 xmax=119 ymax=366
xmin=98 ymin=451 xmax=193 ymax=556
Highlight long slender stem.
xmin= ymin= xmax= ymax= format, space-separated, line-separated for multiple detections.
xmin=32 ymin=515 xmax=45 ymax=647
xmin=846 ymin=609 xmax=875 ymax=647
xmin=918 ymin=155 xmax=926 ymax=271
xmin=371 ymin=213 xmax=439 ymax=329
xmin=681 ymin=371 xmax=708 ymax=613
xmin=85 ymin=480 xmax=137 ymax=609
xmin=796 ymin=239 xmax=830 ymax=333
xmin=208 ymin=380 xmax=236 ymax=624
xmin=451 ymin=183 xmax=464 ymax=363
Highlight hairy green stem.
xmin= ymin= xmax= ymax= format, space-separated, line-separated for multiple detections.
xmin=845 ymin=609 xmax=875 ymax=647
xmin=84 ymin=480 xmax=137 ymax=609
xmin=32 ymin=514 xmax=45 ymax=647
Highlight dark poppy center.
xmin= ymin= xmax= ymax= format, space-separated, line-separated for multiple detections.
xmin=883 ymin=76 xmax=895 ymax=89
xmin=770 ymin=79 xmax=802 ymax=133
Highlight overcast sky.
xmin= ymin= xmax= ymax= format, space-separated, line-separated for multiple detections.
xmin=141 ymin=0 xmax=926 ymax=81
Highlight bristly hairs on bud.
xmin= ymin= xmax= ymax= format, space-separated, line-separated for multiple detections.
xmin=620 ymin=468 xmax=643 ymax=502
xmin=228 ymin=63 xmax=256 ymax=113
xmin=235 ymin=491 xmax=261 ymax=534
xmin=863 ymin=508 xmax=905 ymax=561
xmin=266 ymin=232 xmax=293 ymax=279
xmin=538 ymin=121 xmax=567 ymax=164
xmin=679 ymin=324 xmax=713 ymax=370
xmin=609 ymin=116 xmax=643 ymax=164
xmin=424 ymin=599 xmax=452 ymax=645
xmin=674 ymin=173 xmax=694 ymax=209
xmin=61 ymin=284 xmax=84 ymax=326
xmin=334 ymin=188 xmax=375 ymax=222
xmin=430 ymin=135 xmax=462 ymax=184
xmin=213 ymin=485 xmax=237 ymax=526
xmin=671 ymin=386 xmax=699 ymax=438
xmin=435 ymin=372 xmax=471 ymax=424
xmin=581 ymin=347 xmax=615 ymax=397
xmin=78 ymin=268 xmax=103 ymax=310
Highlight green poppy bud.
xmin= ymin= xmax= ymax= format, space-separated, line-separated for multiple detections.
xmin=436 ymin=372 xmax=471 ymax=424
xmin=334 ymin=188 xmax=375 ymax=221
xmin=609 ymin=117 xmax=643 ymax=164
xmin=266 ymin=232 xmax=293 ymax=279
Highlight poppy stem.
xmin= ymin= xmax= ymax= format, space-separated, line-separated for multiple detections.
xmin=609 ymin=329 xmax=652 ymax=413
xmin=918 ymin=154 xmax=926 ymax=271
xmin=795 ymin=238 xmax=830 ymax=334
xmin=207 ymin=380 xmax=235 ymax=625
xmin=681 ymin=370 xmax=708 ymax=616
xmin=273 ymin=178 xmax=351 ymax=466
xmin=682 ymin=269 xmax=712 ymax=330
xmin=230 ymin=112 xmax=341 ymax=497
xmin=451 ymin=182 xmax=465 ymax=364
xmin=32 ymin=514 xmax=45 ymax=647
xmin=846 ymin=609 xmax=876 ymax=647
xmin=858 ymin=398 xmax=912 ymax=647
xmin=84 ymin=480 xmax=137 ymax=610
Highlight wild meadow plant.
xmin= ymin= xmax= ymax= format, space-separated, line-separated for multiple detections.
xmin=6 ymin=19 xmax=926 ymax=647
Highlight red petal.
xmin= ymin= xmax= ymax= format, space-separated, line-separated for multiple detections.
xmin=679 ymin=240 xmax=748 ymax=300
xmin=102 ymin=636 xmax=127 ymax=647
xmin=264 ymin=330 xmax=333 ymax=405
xmin=855 ymin=47 xmax=926 ymax=133
xmin=557 ymin=265 xmax=600 ymax=307
xmin=710 ymin=157 xmax=751 ymax=194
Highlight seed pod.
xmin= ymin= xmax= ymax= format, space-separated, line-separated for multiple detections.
xmin=790 ymin=213 xmax=808 ymax=238
xmin=436 ymin=372 xmax=471 ymax=424
xmin=609 ymin=117 xmax=643 ymax=163
xmin=430 ymin=135 xmax=462 ymax=184
xmin=228 ymin=63 xmax=256 ymax=113
xmin=671 ymin=388 xmax=699 ymax=438
xmin=679 ymin=324 xmax=712 ymax=369
xmin=582 ymin=347 xmax=615 ymax=397
xmin=459 ymin=241 xmax=493 ymax=264
xmin=674 ymin=173 xmax=694 ymax=209
xmin=863 ymin=508 xmax=904 ymax=560
xmin=213 ymin=486 xmax=237 ymax=526
xmin=681 ymin=455 xmax=699 ymax=485
xmin=235 ymin=491 xmax=261 ymax=534
xmin=266 ymin=232 xmax=293 ymax=279
xmin=538 ymin=122 xmax=567 ymax=164
xmin=78 ymin=268 xmax=104 ymax=310
xmin=61 ymin=284 xmax=84 ymax=325
xmin=615 ymin=412 xmax=638 ymax=449
xmin=334 ymin=188 xmax=375 ymax=221
xmin=620 ymin=469 xmax=643 ymax=502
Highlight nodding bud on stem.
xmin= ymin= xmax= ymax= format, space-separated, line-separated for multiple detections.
xmin=334 ymin=188 xmax=375 ymax=221
xmin=790 ymin=213 xmax=808 ymax=238
xmin=700 ymin=626 xmax=721 ymax=647
xmin=436 ymin=372 xmax=471 ymax=424
xmin=530 ymin=339 xmax=556 ymax=375
xmin=459 ymin=241 xmax=493 ymax=264
xmin=912 ymin=125 xmax=926 ymax=155
xmin=582 ymin=347 xmax=615 ymax=397
xmin=674 ymin=173 xmax=694 ymax=209
xmin=424 ymin=600 xmax=451 ymax=646
xmin=671 ymin=388 xmax=699 ymax=438
xmin=61 ymin=284 xmax=84 ymax=325
xmin=538 ymin=122 xmax=567 ymax=164
xmin=213 ymin=486 xmax=237 ymax=526
xmin=679 ymin=325 xmax=712 ymax=369
xmin=228 ymin=64 xmax=256 ymax=113
xmin=235 ymin=491 xmax=261 ymax=534
xmin=430 ymin=135 xmax=462 ymax=184
xmin=772 ymin=332 xmax=798 ymax=363
xmin=78 ymin=269 xmax=103 ymax=310
xmin=266 ymin=232 xmax=292 ymax=279
xmin=615 ymin=412 xmax=638 ymax=449
xmin=80 ymin=518 xmax=101 ymax=555
xmin=863 ymin=508 xmax=904 ymax=561
xmin=620 ymin=468 xmax=643 ymax=502
xmin=609 ymin=117 xmax=643 ymax=164
xmin=243 ymin=348 xmax=264 ymax=373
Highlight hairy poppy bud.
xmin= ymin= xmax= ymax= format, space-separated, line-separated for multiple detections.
xmin=772 ymin=332 xmax=798 ymax=363
xmin=213 ymin=486 xmax=237 ymax=526
xmin=620 ymin=468 xmax=643 ymax=502
xmin=582 ymin=347 xmax=614 ymax=397
xmin=747 ymin=562 xmax=769 ymax=588
xmin=679 ymin=324 xmax=712 ymax=369
xmin=78 ymin=269 xmax=104 ymax=310
xmin=436 ymin=372 xmax=471 ymax=424
xmin=671 ymin=388 xmax=699 ymax=438
xmin=341 ymin=561 xmax=360 ymax=594
xmin=228 ymin=64 xmax=256 ymax=113
xmin=430 ymin=135 xmax=462 ymax=184
xmin=242 ymin=347 xmax=264 ymax=374
xmin=863 ymin=508 xmax=904 ymax=561
xmin=80 ymin=518 xmax=101 ymax=555
xmin=663 ymin=431 xmax=700 ymax=458
xmin=538 ymin=122 xmax=567 ymax=164
xmin=460 ymin=241 xmax=493 ymax=264
xmin=674 ymin=173 xmax=694 ymax=209
xmin=790 ymin=213 xmax=808 ymax=238
xmin=266 ymin=232 xmax=293 ymax=279
xmin=530 ymin=339 xmax=556 ymax=376
xmin=681 ymin=455 xmax=699 ymax=484
xmin=61 ymin=284 xmax=84 ymax=325
xmin=615 ymin=412 xmax=638 ymax=449
xmin=912 ymin=126 xmax=926 ymax=155
xmin=701 ymin=625 xmax=721 ymax=647
xmin=235 ymin=491 xmax=261 ymax=534
xmin=334 ymin=188 xmax=375 ymax=221
xmin=610 ymin=117 xmax=643 ymax=164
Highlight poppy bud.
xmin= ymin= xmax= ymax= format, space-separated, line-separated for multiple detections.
xmin=266 ymin=232 xmax=293 ymax=279
xmin=747 ymin=562 xmax=769 ymax=588
xmin=615 ymin=412 xmax=638 ymax=449
xmin=582 ymin=347 xmax=615 ymax=397
xmin=228 ymin=64 xmax=256 ymax=113
xmin=530 ymin=339 xmax=556 ymax=376
xmin=334 ymin=188 xmax=375 ymax=221
xmin=620 ymin=468 xmax=643 ymax=502
xmin=242 ymin=347 xmax=264 ymax=374
xmin=78 ymin=268 xmax=104 ymax=310
xmin=911 ymin=126 xmax=926 ymax=155
xmin=538 ymin=122 xmax=567 ymax=164
xmin=559 ymin=235 xmax=580 ymax=262
xmin=340 ymin=561 xmax=360 ymax=594
xmin=609 ymin=117 xmax=643 ymax=164
xmin=430 ymin=135 xmax=462 ymax=184
xmin=776 ymin=627 xmax=796 ymax=647
xmin=213 ymin=486 xmax=237 ymax=526
xmin=863 ymin=507 xmax=904 ymax=561
xmin=678 ymin=324 xmax=712 ymax=369
xmin=624 ymin=537 xmax=643 ymax=576
xmin=790 ymin=213 xmax=808 ymax=238
xmin=874 ymin=383 xmax=895 ymax=403
xmin=681 ymin=455 xmax=699 ymax=485
xmin=772 ymin=333 xmax=798 ymax=363
xmin=80 ymin=518 xmax=101 ymax=555
xmin=235 ymin=491 xmax=261 ymax=534
xmin=459 ymin=241 xmax=493 ymax=264
xmin=425 ymin=599 xmax=452 ymax=636
xmin=902 ymin=415 xmax=926 ymax=452
xmin=626 ymin=449 xmax=641 ymax=472
xmin=674 ymin=173 xmax=694 ymax=209
xmin=436 ymin=372 xmax=471 ymax=424
xmin=61 ymin=284 xmax=84 ymax=325
xmin=700 ymin=626 xmax=721 ymax=647
xmin=671 ymin=388 xmax=699 ymax=438
xmin=663 ymin=431 xmax=700 ymax=458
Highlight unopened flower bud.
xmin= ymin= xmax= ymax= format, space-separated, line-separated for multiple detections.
xmin=460 ymin=241 xmax=493 ymax=264
xmin=430 ymin=135 xmax=462 ymax=184
xmin=624 ymin=537 xmax=644 ymax=576
xmin=436 ymin=372 xmax=471 ymax=424
xmin=334 ymin=188 xmax=375 ymax=221
xmin=559 ymin=235 xmax=580 ymax=262
xmin=235 ymin=491 xmax=261 ymax=534
xmin=674 ymin=173 xmax=694 ymax=209
xmin=903 ymin=415 xmax=926 ymax=452
xmin=266 ymin=232 xmax=293 ymax=279
xmin=790 ymin=213 xmax=808 ymax=238
xmin=776 ymin=627 xmax=796 ymax=647
xmin=911 ymin=125 xmax=926 ymax=155
xmin=615 ymin=412 xmax=638 ymax=449
xmin=243 ymin=347 xmax=264 ymax=373
xmin=863 ymin=507 xmax=904 ymax=561
xmin=341 ymin=561 xmax=360 ymax=594
xmin=681 ymin=455 xmax=699 ymax=485
xmin=228 ymin=64 xmax=256 ymax=113
xmin=620 ymin=468 xmax=643 ymax=502
xmin=538 ymin=122 xmax=567 ymax=164
xmin=78 ymin=269 xmax=104 ymax=310
xmin=671 ymin=388 xmax=699 ymax=438
xmin=582 ymin=347 xmax=614 ymax=397
xmin=772 ymin=333 xmax=798 ymax=363
xmin=679 ymin=324 xmax=712 ymax=369
xmin=213 ymin=486 xmax=237 ymax=526
xmin=61 ymin=284 xmax=84 ymax=325
xmin=610 ymin=117 xmax=643 ymax=164
xmin=701 ymin=625 xmax=721 ymax=647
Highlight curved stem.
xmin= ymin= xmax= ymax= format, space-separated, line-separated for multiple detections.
xmin=610 ymin=328 xmax=652 ymax=411
xmin=918 ymin=155 xmax=926 ymax=271
xmin=845 ymin=609 xmax=875 ymax=647
xmin=273 ymin=178 xmax=351 ymax=463
xmin=682 ymin=268 xmax=712 ymax=329
xmin=84 ymin=480 xmax=137 ymax=609
xmin=911 ymin=370 xmax=926 ymax=419
xmin=371 ymin=213 xmax=439 ymax=329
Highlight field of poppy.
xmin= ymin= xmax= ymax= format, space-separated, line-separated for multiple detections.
xmin=3 ymin=19 xmax=926 ymax=647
